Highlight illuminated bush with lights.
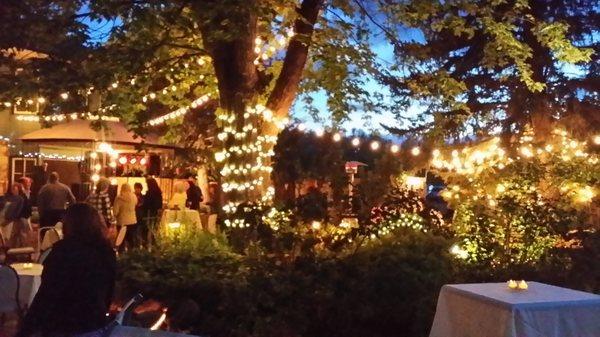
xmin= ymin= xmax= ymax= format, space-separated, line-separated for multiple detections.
xmin=368 ymin=187 xmax=447 ymax=238
xmin=435 ymin=127 xmax=598 ymax=267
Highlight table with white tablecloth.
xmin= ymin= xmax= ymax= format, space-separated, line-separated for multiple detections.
xmin=159 ymin=209 xmax=202 ymax=230
xmin=429 ymin=282 xmax=600 ymax=337
xmin=11 ymin=263 xmax=43 ymax=308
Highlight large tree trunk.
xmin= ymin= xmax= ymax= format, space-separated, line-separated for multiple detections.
xmin=194 ymin=0 xmax=323 ymax=208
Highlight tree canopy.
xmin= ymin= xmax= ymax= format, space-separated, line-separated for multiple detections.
xmin=378 ymin=0 xmax=598 ymax=140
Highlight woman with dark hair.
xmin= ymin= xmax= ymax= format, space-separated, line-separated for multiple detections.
xmin=140 ymin=177 xmax=162 ymax=245
xmin=16 ymin=203 xmax=116 ymax=337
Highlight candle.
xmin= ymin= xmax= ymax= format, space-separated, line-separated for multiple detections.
xmin=518 ymin=280 xmax=528 ymax=290
xmin=507 ymin=280 xmax=518 ymax=289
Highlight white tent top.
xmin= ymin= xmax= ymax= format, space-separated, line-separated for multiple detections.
xmin=19 ymin=119 xmax=171 ymax=148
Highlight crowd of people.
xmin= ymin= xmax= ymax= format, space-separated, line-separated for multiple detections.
xmin=0 ymin=172 xmax=205 ymax=337
xmin=1 ymin=172 xmax=204 ymax=251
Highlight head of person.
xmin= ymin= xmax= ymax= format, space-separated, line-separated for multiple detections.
xmin=62 ymin=203 xmax=108 ymax=243
xmin=146 ymin=177 xmax=161 ymax=195
xmin=7 ymin=182 xmax=24 ymax=196
xmin=48 ymin=172 xmax=60 ymax=183
xmin=134 ymin=182 xmax=143 ymax=194
xmin=119 ymin=183 xmax=133 ymax=196
xmin=96 ymin=178 xmax=110 ymax=193
xmin=18 ymin=177 xmax=32 ymax=190
xmin=187 ymin=175 xmax=197 ymax=185
xmin=173 ymin=181 xmax=187 ymax=194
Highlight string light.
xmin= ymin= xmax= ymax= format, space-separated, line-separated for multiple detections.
xmin=18 ymin=151 xmax=84 ymax=161
xmin=16 ymin=112 xmax=120 ymax=123
xmin=332 ymin=133 xmax=342 ymax=142
xmin=391 ymin=144 xmax=399 ymax=153
xmin=351 ymin=138 xmax=360 ymax=147
xmin=411 ymin=146 xmax=421 ymax=156
xmin=370 ymin=141 xmax=380 ymax=150
xmin=148 ymin=94 xmax=212 ymax=126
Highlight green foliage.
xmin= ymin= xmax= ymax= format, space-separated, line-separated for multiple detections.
xmin=380 ymin=0 xmax=598 ymax=137
xmin=118 ymin=230 xmax=455 ymax=337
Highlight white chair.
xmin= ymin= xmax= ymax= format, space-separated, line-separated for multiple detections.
xmin=39 ymin=227 xmax=61 ymax=252
xmin=0 ymin=230 xmax=35 ymax=264
xmin=115 ymin=226 xmax=127 ymax=249
xmin=0 ymin=264 xmax=21 ymax=325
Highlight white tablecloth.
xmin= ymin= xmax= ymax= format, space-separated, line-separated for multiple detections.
xmin=160 ymin=209 xmax=202 ymax=230
xmin=429 ymin=282 xmax=600 ymax=337
xmin=11 ymin=263 xmax=43 ymax=307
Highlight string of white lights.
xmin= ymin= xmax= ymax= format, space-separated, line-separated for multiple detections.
xmin=147 ymin=93 xmax=212 ymax=126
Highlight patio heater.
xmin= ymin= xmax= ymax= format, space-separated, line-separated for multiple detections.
xmin=341 ymin=161 xmax=367 ymax=229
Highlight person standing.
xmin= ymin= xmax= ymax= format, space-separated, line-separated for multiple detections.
xmin=186 ymin=176 xmax=203 ymax=210
xmin=16 ymin=203 xmax=116 ymax=337
xmin=37 ymin=172 xmax=75 ymax=227
xmin=86 ymin=178 xmax=116 ymax=228
xmin=12 ymin=178 xmax=33 ymax=247
xmin=143 ymin=178 xmax=163 ymax=216
xmin=1 ymin=183 xmax=24 ymax=247
xmin=113 ymin=183 xmax=138 ymax=250
xmin=141 ymin=178 xmax=162 ymax=244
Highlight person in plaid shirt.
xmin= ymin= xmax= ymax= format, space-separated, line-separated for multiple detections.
xmin=86 ymin=178 xmax=116 ymax=227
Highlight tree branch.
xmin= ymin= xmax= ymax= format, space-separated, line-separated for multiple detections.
xmin=266 ymin=0 xmax=324 ymax=116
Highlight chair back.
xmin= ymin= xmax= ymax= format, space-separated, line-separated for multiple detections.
xmin=40 ymin=228 xmax=61 ymax=251
xmin=0 ymin=222 xmax=13 ymax=247
xmin=115 ymin=226 xmax=127 ymax=248
xmin=38 ymin=248 xmax=52 ymax=264
xmin=0 ymin=264 xmax=20 ymax=314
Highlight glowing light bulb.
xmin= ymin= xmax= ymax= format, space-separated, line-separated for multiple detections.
xmin=390 ymin=144 xmax=399 ymax=153
xmin=118 ymin=157 xmax=127 ymax=165
xmin=168 ymin=222 xmax=181 ymax=230
xmin=97 ymin=142 xmax=112 ymax=153
xmin=496 ymin=184 xmax=506 ymax=193
xmin=311 ymin=221 xmax=321 ymax=230
xmin=351 ymin=138 xmax=360 ymax=147
xmin=37 ymin=97 xmax=46 ymax=104
xmin=140 ymin=158 xmax=147 ymax=165
xmin=315 ymin=129 xmax=324 ymax=137
xmin=94 ymin=163 xmax=102 ymax=171
xmin=370 ymin=141 xmax=380 ymax=151
xmin=297 ymin=123 xmax=306 ymax=132
xmin=90 ymin=152 xmax=98 ymax=159
xmin=575 ymin=186 xmax=595 ymax=203
xmin=332 ymin=133 xmax=342 ymax=142
xmin=432 ymin=149 xmax=440 ymax=157
xmin=91 ymin=174 xmax=100 ymax=182
xmin=60 ymin=92 xmax=69 ymax=100
xmin=594 ymin=135 xmax=600 ymax=145
xmin=130 ymin=158 xmax=137 ymax=164
xmin=411 ymin=146 xmax=421 ymax=156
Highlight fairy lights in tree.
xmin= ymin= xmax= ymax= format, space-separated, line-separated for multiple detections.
xmin=432 ymin=126 xmax=598 ymax=266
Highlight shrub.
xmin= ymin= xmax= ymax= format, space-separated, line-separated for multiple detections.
xmin=118 ymin=230 xmax=454 ymax=337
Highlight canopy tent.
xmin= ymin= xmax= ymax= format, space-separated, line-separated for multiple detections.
xmin=18 ymin=119 xmax=170 ymax=148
